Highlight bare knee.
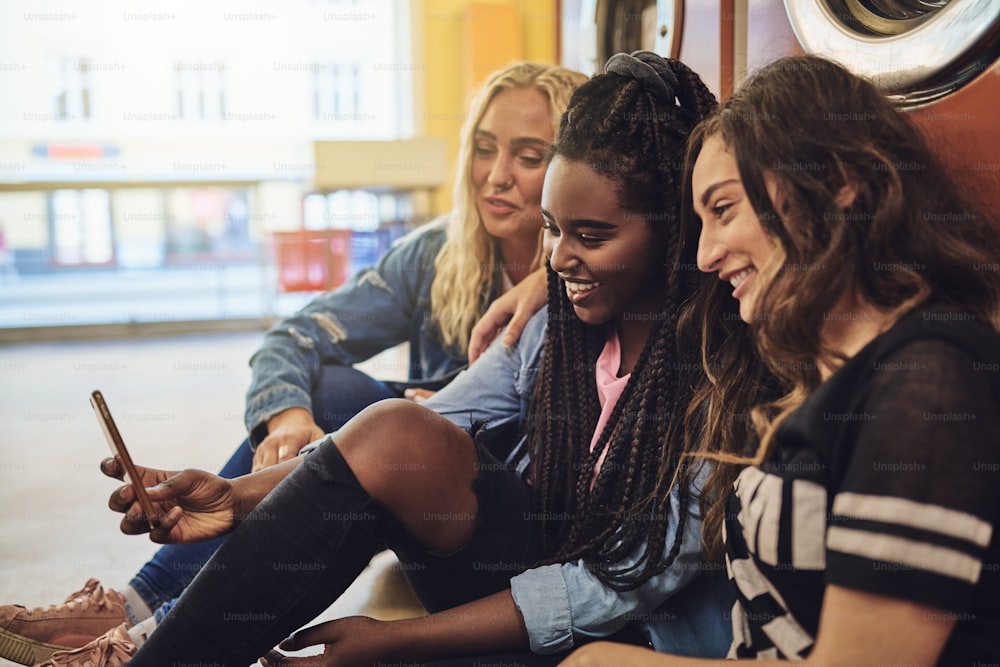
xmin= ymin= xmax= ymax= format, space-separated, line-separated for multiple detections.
xmin=334 ymin=399 xmax=476 ymax=504
xmin=334 ymin=399 xmax=455 ymax=458
xmin=331 ymin=398 xmax=480 ymax=551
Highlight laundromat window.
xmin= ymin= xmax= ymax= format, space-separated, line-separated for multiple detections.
xmin=48 ymin=189 xmax=112 ymax=267
xmin=0 ymin=0 xmax=413 ymax=335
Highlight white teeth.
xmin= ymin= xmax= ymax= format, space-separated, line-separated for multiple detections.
xmin=564 ymin=280 xmax=599 ymax=295
xmin=729 ymin=268 xmax=753 ymax=289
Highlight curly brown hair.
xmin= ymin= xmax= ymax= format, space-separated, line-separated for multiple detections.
xmin=681 ymin=55 xmax=1000 ymax=556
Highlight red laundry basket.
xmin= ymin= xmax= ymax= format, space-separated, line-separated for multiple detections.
xmin=271 ymin=229 xmax=352 ymax=293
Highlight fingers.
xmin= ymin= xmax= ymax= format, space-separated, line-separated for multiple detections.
xmin=109 ymin=470 xmax=189 ymax=531
xmin=468 ymin=307 xmax=510 ymax=363
xmin=277 ymin=630 xmax=312 ymax=652
xmin=258 ymin=408 xmax=324 ymax=471
xmin=403 ymin=388 xmax=436 ymax=404
xmin=468 ymin=327 xmax=501 ymax=363
xmin=278 ymin=620 xmax=340 ymax=651
xmin=254 ymin=429 xmax=320 ymax=471
xmin=254 ymin=443 xmax=293 ymax=471
xmin=100 ymin=457 xmax=124 ymax=480
xmin=108 ymin=467 xmax=171 ymax=514
xmin=260 ymin=650 xmax=326 ymax=667
xmin=253 ymin=437 xmax=293 ymax=471
xmin=146 ymin=506 xmax=183 ymax=542
xmin=116 ymin=497 xmax=171 ymax=537
xmin=501 ymin=269 xmax=548 ymax=348
xmin=117 ymin=506 xmax=151 ymax=535
xmin=103 ymin=459 xmax=171 ymax=492
xmin=111 ymin=482 xmax=165 ymax=535
xmin=259 ymin=649 xmax=286 ymax=667
xmin=470 ymin=265 xmax=549 ymax=362
xmin=500 ymin=305 xmax=531 ymax=347
xmin=108 ymin=480 xmax=135 ymax=514
xmin=252 ymin=440 xmax=278 ymax=472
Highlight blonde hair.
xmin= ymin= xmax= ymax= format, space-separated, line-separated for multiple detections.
xmin=431 ymin=62 xmax=588 ymax=354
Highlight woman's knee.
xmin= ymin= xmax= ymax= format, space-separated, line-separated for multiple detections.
xmin=330 ymin=399 xmax=481 ymax=551
xmin=336 ymin=398 xmax=457 ymax=453
xmin=333 ymin=399 xmax=477 ymax=501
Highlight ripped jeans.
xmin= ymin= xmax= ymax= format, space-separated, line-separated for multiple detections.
xmin=127 ymin=364 xmax=401 ymax=610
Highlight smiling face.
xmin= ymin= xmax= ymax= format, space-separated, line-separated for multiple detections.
xmin=541 ymin=155 xmax=665 ymax=328
xmin=691 ymin=134 xmax=780 ymax=324
xmin=470 ymin=86 xmax=554 ymax=249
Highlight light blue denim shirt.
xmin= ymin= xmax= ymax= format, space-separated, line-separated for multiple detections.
xmin=423 ymin=309 xmax=733 ymax=657
xmin=245 ymin=217 xmax=493 ymax=447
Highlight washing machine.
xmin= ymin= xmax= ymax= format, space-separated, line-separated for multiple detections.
xmin=560 ymin=0 xmax=685 ymax=77
xmin=562 ymin=0 xmax=1000 ymax=215
xmin=560 ymin=0 xmax=801 ymax=101
xmin=781 ymin=0 xmax=1000 ymax=217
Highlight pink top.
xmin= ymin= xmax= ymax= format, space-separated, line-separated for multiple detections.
xmin=589 ymin=329 xmax=630 ymax=484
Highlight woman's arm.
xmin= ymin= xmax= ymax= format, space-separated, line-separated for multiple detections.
xmin=252 ymin=407 xmax=326 ymax=471
xmin=229 ymin=456 xmax=303 ymax=519
xmin=509 ymin=465 xmax=717 ymax=655
xmin=559 ymin=584 xmax=955 ymax=667
xmin=268 ymin=590 xmax=529 ymax=666
xmin=261 ymin=585 xmax=958 ymax=667
xmin=467 ymin=266 xmax=548 ymax=363
xmin=104 ymin=454 xmax=302 ymax=543
xmin=245 ymin=224 xmax=447 ymax=456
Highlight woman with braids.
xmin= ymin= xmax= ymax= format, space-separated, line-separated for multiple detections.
xmin=561 ymin=55 xmax=1000 ymax=667
xmin=99 ymin=52 xmax=729 ymax=667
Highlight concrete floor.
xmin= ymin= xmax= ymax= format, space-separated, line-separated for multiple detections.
xmin=0 ymin=331 xmax=420 ymax=665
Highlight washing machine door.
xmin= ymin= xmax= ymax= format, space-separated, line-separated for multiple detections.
xmin=594 ymin=0 xmax=684 ymax=67
xmin=784 ymin=0 xmax=1000 ymax=219
xmin=784 ymin=0 xmax=1000 ymax=107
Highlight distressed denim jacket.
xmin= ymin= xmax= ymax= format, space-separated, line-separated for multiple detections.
xmin=245 ymin=217 xmax=492 ymax=446
xmin=423 ymin=310 xmax=734 ymax=657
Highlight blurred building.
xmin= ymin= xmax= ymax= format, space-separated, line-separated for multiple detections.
xmin=0 ymin=0 xmax=419 ymax=332
xmin=0 ymin=0 xmax=560 ymax=338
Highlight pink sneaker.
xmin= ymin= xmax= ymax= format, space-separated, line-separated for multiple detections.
xmin=0 ymin=580 xmax=128 ymax=666
xmin=34 ymin=623 xmax=135 ymax=667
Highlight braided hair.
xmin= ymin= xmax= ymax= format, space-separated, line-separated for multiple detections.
xmin=526 ymin=54 xmax=717 ymax=590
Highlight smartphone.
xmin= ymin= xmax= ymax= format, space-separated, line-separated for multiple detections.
xmin=90 ymin=390 xmax=157 ymax=530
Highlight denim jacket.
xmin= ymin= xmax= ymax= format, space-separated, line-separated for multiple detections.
xmin=245 ymin=217 xmax=492 ymax=447
xmin=423 ymin=309 xmax=733 ymax=657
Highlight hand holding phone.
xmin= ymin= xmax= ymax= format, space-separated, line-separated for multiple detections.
xmin=90 ymin=390 xmax=157 ymax=530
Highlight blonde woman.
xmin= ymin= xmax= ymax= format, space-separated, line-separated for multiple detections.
xmin=0 ymin=62 xmax=586 ymax=667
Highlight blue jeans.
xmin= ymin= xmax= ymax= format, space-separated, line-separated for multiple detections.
xmin=127 ymin=364 xmax=402 ymax=609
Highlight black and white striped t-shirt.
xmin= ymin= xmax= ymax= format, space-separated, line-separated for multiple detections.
xmin=724 ymin=308 xmax=1000 ymax=664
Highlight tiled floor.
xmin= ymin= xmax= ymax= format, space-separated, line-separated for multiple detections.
xmin=0 ymin=331 xmax=420 ymax=665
